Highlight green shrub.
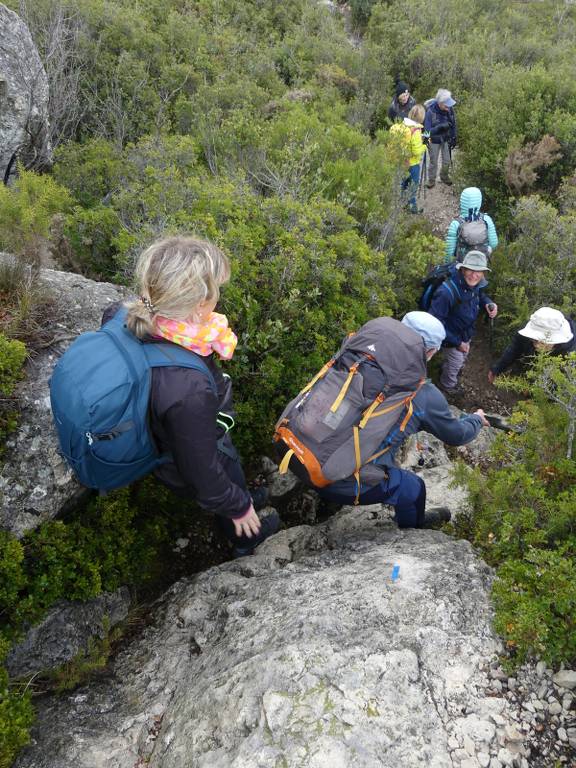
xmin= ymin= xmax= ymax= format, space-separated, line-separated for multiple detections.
xmin=385 ymin=225 xmax=445 ymax=316
xmin=350 ymin=0 xmax=378 ymax=29
xmin=489 ymin=196 xmax=576 ymax=331
xmin=493 ymin=542 xmax=576 ymax=664
xmin=62 ymin=206 xmax=122 ymax=280
xmin=0 ymin=336 xmax=26 ymax=398
xmin=0 ymin=335 xmax=26 ymax=449
xmin=457 ymin=65 xmax=576 ymax=221
xmin=454 ymin=356 xmax=576 ymax=665
xmin=0 ymin=636 xmax=33 ymax=768
xmin=0 ymin=169 xmax=72 ymax=261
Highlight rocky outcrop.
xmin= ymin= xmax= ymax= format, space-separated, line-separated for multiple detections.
xmin=14 ymin=505 xmax=533 ymax=768
xmin=0 ymin=4 xmax=51 ymax=178
xmin=0 ymin=263 xmax=127 ymax=538
xmin=6 ymin=587 xmax=131 ymax=679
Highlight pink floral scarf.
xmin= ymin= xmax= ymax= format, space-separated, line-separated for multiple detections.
xmin=154 ymin=312 xmax=237 ymax=360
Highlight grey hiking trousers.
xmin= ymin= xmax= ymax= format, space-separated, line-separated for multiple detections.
xmin=440 ymin=346 xmax=469 ymax=390
xmin=427 ymin=141 xmax=451 ymax=183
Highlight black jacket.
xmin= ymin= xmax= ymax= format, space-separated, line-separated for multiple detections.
xmin=387 ymin=94 xmax=416 ymax=121
xmin=490 ymin=319 xmax=576 ymax=375
xmin=102 ymin=304 xmax=251 ymax=519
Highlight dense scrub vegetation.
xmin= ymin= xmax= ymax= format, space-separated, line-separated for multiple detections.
xmin=1 ymin=0 xmax=576 ymax=762
xmin=455 ymin=353 xmax=576 ymax=666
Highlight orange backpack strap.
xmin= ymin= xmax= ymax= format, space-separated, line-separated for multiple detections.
xmin=275 ymin=425 xmax=331 ymax=488
xmin=299 ymin=358 xmax=334 ymax=395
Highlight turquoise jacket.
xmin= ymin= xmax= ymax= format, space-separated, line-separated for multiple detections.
xmin=444 ymin=187 xmax=498 ymax=263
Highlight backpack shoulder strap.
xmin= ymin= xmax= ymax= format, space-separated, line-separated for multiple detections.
xmin=143 ymin=342 xmax=217 ymax=394
xmin=444 ymin=276 xmax=462 ymax=305
xmin=102 ymin=305 xmax=217 ymax=394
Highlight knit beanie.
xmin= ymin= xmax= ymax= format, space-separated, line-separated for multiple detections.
xmin=395 ymin=81 xmax=410 ymax=97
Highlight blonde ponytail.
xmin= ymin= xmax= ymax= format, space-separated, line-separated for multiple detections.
xmin=126 ymin=236 xmax=230 ymax=339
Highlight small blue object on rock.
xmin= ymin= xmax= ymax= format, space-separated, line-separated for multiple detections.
xmin=391 ymin=565 xmax=400 ymax=582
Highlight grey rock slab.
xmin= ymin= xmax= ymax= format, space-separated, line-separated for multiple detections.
xmin=0 ymin=264 xmax=127 ymax=537
xmin=535 ymin=661 xmax=547 ymax=677
xmin=7 ymin=587 xmax=131 ymax=678
xmin=14 ymin=513 xmax=508 ymax=768
xmin=398 ymin=431 xmax=449 ymax=470
xmin=0 ymin=5 xmax=51 ymax=177
xmin=497 ymin=748 xmax=514 ymax=766
xmin=415 ymin=464 xmax=469 ymax=519
xmin=553 ymin=670 xmax=576 ymax=690
xmin=267 ymin=467 xmax=301 ymax=502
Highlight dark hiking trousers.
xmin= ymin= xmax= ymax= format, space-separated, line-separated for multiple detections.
xmin=162 ymin=435 xmax=258 ymax=548
xmin=317 ymin=467 xmax=426 ymax=528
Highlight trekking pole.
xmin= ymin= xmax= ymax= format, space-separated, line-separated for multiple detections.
xmin=419 ymin=151 xmax=427 ymax=200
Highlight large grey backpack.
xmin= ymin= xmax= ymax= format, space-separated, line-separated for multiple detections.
xmin=274 ymin=317 xmax=426 ymax=501
xmin=456 ymin=214 xmax=488 ymax=261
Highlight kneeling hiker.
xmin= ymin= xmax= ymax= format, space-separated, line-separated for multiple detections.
xmin=428 ymin=250 xmax=498 ymax=395
xmin=445 ymin=187 xmax=498 ymax=263
xmin=489 ymin=307 xmax=576 ymax=384
xmin=274 ymin=312 xmax=488 ymax=528
xmin=50 ymin=236 xmax=279 ymax=557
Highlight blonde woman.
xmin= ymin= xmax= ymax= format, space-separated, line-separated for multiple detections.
xmin=102 ymin=235 xmax=279 ymax=556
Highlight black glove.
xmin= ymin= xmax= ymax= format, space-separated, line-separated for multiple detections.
xmin=449 ymin=138 xmax=457 ymax=150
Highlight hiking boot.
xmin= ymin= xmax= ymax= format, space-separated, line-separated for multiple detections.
xmin=440 ymin=176 xmax=453 ymax=186
xmin=438 ymin=383 xmax=466 ymax=398
xmin=422 ymin=507 xmax=451 ymax=529
xmin=232 ymin=511 xmax=281 ymax=558
xmin=409 ymin=206 xmax=424 ymax=214
xmin=426 ymin=180 xmax=436 ymax=189
xmin=250 ymin=486 xmax=270 ymax=511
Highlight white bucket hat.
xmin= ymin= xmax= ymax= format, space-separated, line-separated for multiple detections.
xmin=455 ymin=250 xmax=491 ymax=272
xmin=518 ymin=307 xmax=574 ymax=344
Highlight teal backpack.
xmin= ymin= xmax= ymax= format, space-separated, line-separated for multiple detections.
xmin=49 ymin=307 xmax=216 ymax=491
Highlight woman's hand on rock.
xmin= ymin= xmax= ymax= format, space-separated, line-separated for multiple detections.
xmin=233 ymin=505 xmax=261 ymax=538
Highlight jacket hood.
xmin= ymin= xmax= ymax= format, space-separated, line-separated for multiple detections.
xmin=460 ymin=187 xmax=483 ymax=218
xmin=403 ymin=117 xmax=422 ymax=128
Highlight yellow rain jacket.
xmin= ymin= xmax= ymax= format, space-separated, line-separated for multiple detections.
xmin=390 ymin=118 xmax=426 ymax=167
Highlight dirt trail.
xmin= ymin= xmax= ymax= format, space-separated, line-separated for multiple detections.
xmin=417 ymin=168 xmax=519 ymax=415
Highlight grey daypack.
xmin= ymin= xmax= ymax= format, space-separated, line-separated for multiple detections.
xmin=456 ymin=215 xmax=488 ymax=261
xmin=274 ymin=317 xmax=426 ymax=501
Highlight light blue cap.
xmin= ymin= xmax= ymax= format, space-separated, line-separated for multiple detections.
xmin=402 ymin=311 xmax=446 ymax=350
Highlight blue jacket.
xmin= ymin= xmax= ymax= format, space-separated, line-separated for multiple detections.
xmin=445 ymin=187 xmax=498 ymax=262
xmin=428 ymin=265 xmax=492 ymax=347
xmin=377 ymin=382 xmax=482 ymax=467
xmin=424 ymin=101 xmax=456 ymax=145
xmin=322 ymin=383 xmax=483 ymax=494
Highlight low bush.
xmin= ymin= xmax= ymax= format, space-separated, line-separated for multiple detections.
xmin=0 ymin=169 xmax=72 ymax=263
xmin=454 ymin=354 xmax=576 ymax=666
xmin=0 ymin=636 xmax=33 ymax=768
xmin=0 ymin=335 xmax=27 ymax=451
xmin=488 ymin=196 xmax=576 ymax=333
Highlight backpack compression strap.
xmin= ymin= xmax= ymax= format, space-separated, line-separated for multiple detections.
xmin=351 ymin=380 xmax=425 ymax=504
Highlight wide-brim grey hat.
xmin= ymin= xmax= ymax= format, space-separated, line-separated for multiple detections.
xmin=455 ymin=250 xmax=491 ymax=272
xmin=518 ymin=307 xmax=573 ymax=344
